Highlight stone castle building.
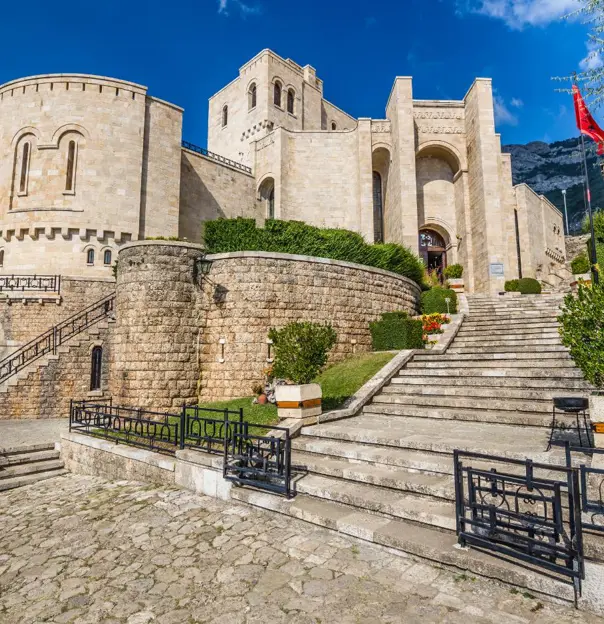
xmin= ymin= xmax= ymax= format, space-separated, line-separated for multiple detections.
xmin=0 ymin=49 xmax=566 ymax=294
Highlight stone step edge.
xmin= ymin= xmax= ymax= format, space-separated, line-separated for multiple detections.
xmin=0 ymin=459 xmax=65 ymax=480
xmin=230 ymin=488 xmax=576 ymax=604
xmin=0 ymin=442 xmax=57 ymax=455
xmin=0 ymin=469 xmax=68 ymax=491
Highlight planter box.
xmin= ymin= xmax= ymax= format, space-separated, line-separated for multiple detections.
xmin=447 ymin=278 xmax=464 ymax=293
xmin=591 ymin=393 xmax=604 ymax=449
xmin=275 ymin=383 xmax=322 ymax=420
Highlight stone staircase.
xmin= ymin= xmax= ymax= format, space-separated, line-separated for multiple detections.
xmin=0 ymin=443 xmax=67 ymax=491
xmin=232 ymin=293 xmax=594 ymax=601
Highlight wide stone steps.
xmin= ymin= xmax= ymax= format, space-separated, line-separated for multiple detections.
xmin=406 ymin=359 xmax=575 ymax=369
xmin=301 ymin=414 xmax=563 ymax=464
xmin=456 ymin=326 xmax=561 ymax=337
xmin=0 ymin=443 xmax=67 ymax=491
xmin=230 ymin=489 xmax=576 ymax=604
xmin=414 ymin=351 xmax=570 ymax=362
xmin=397 ymin=367 xmax=585 ymax=378
xmin=391 ymin=374 xmax=590 ymax=390
xmin=447 ymin=345 xmax=568 ymax=355
xmin=450 ymin=336 xmax=561 ymax=347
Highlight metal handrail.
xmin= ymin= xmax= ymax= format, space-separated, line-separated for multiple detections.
xmin=0 ymin=293 xmax=115 ymax=384
xmin=182 ymin=141 xmax=252 ymax=174
xmin=0 ymin=274 xmax=61 ymax=294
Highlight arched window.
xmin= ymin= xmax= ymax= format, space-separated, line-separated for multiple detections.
xmin=0 ymin=250 xmax=4 ymax=267
xmin=331 ymin=121 xmax=337 ymax=131
xmin=373 ymin=172 xmax=384 ymax=244
xmin=90 ymin=346 xmax=102 ymax=391
xmin=65 ymin=140 xmax=77 ymax=192
xmin=287 ymin=89 xmax=295 ymax=114
xmin=259 ymin=178 xmax=275 ymax=219
xmin=222 ymin=105 xmax=228 ymax=127
xmin=274 ymin=81 xmax=282 ymax=107
xmin=267 ymin=187 xmax=275 ymax=219
xmin=103 ymin=250 xmax=112 ymax=266
xmin=19 ymin=142 xmax=30 ymax=194
xmin=87 ymin=249 xmax=95 ymax=265
xmin=248 ymin=83 xmax=257 ymax=110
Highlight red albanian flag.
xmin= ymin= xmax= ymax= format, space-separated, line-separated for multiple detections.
xmin=573 ymin=84 xmax=604 ymax=155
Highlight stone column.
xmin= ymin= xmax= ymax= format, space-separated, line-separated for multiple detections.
xmin=110 ymin=240 xmax=207 ymax=410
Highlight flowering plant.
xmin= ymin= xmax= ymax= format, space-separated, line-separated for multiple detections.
xmin=421 ymin=313 xmax=449 ymax=335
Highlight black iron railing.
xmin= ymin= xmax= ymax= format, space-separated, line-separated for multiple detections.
xmin=0 ymin=294 xmax=115 ymax=384
xmin=556 ymin=441 xmax=604 ymax=534
xmin=182 ymin=141 xmax=252 ymax=174
xmin=69 ymin=400 xmax=293 ymax=497
xmin=454 ymin=450 xmax=584 ymax=606
xmin=0 ymin=274 xmax=60 ymax=293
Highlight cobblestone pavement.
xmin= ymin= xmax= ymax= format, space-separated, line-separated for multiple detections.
xmin=0 ymin=418 xmax=68 ymax=450
xmin=0 ymin=475 xmax=600 ymax=624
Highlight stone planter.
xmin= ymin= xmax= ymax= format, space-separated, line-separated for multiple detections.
xmin=572 ymin=273 xmax=592 ymax=289
xmin=591 ymin=393 xmax=604 ymax=449
xmin=275 ymin=383 xmax=322 ymax=420
xmin=447 ymin=278 xmax=464 ymax=293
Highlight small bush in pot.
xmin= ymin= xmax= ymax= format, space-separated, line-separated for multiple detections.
xmin=571 ymin=254 xmax=590 ymax=275
xmin=443 ymin=264 xmax=463 ymax=280
xmin=517 ymin=278 xmax=542 ymax=294
xmin=268 ymin=322 xmax=337 ymax=385
xmin=421 ymin=287 xmax=458 ymax=314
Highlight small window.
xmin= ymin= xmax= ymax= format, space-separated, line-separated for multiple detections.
xmin=248 ymin=83 xmax=257 ymax=110
xmin=65 ymin=140 xmax=77 ymax=192
xmin=19 ymin=142 xmax=30 ymax=194
xmin=103 ymin=250 xmax=112 ymax=265
xmin=222 ymin=105 xmax=228 ymax=127
xmin=87 ymin=249 xmax=95 ymax=265
xmin=273 ymin=82 xmax=282 ymax=107
xmin=287 ymin=89 xmax=295 ymax=114
xmin=90 ymin=346 xmax=102 ymax=391
xmin=331 ymin=121 xmax=337 ymax=131
xmin=0 ymin=250 xmax=4 ymax=267
xmin=267 ymin=187 xmax=275 ymax=219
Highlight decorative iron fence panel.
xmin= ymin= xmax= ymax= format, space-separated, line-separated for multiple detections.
xmin=183 ymin=405 xmax=243 ymax=454
xmin=454 ymin=450 xmax=584 ymax=605
xmin=0 ymin=274 xmax=60 ymax=293
xmin=0 ymin=294 xmax=115 ymax=384
xmin=181 ymin=141 xmax=252 ymax=174
xmin=224 ymin=422 xmax=292 ymax=498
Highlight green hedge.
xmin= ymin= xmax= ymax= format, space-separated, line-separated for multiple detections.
xmin=370 ymin=314 xmax=424 ymax=351
xmin=421 ymin=287 xmax=458 ymax=314
xmin=443 ymin=264 xmax=463 ymax=279
xmin=203 ymin=218 xmax=425 ymax=285
xmin=571 ymin=254 xmax=590 ymax=275
xmin=505 ymin=277 xmax=542 ymax=294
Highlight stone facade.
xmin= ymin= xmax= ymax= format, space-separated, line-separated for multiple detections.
xmin=109 ymin=242 xmax=420 ymax=407
xmin=0 ymin=51 xmax=566 ymax=294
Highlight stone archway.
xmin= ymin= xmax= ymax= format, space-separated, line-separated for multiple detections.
xmin=372 ymin=147 xmax=390 ymax=243
xmin=419 ymin=228 xmax=448 ymax=279
xmin=258 ymin=178 xmax=275 ymax=219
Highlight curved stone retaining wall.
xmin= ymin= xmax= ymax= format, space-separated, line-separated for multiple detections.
xmin=111 ymin=243 xmax=421 ymax=406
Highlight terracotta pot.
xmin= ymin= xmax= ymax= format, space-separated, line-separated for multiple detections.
xmin=257 ymin=394 xmax=268 ymax=405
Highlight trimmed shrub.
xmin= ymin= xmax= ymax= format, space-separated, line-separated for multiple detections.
xmin=443 ymin=264 xmax=463 ymax=279
xmin=370 ymin=314 xmax=424 ymax=351
xmin=559 ymin=283 xmax=604 ymax=388
xmin=504 ymin=279 xmax=519 ymax=292
xmin=517 ymin=278 xmax=542 ymax=294
xmin=380 ymin=311 xmax=409 ymax=322
xmin=421 ymin=287 xmax=458 ymax=314
xmin=203 ymin=218 xmax=425 ymax=285
xmin=571 ymin=254 xmax=590 ymax=275
xmin=268 ymin=322 xmax=337 ymax=385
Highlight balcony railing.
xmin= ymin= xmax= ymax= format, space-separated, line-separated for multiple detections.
xmin=0 ymin=274 xmax=60 ymax=294
xmin=182 ymin=141 xmax=252 ymax=174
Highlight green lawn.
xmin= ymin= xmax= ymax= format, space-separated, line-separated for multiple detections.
xmin=197 ymin=350 xmax=396 ymax=423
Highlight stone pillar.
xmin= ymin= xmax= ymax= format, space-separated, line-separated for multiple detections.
xmin=110 ymin=241 xmax=207 ymax=410
xmin=357 ymin=118 xmax=374 ymax=242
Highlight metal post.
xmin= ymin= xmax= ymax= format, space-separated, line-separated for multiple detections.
xmin=179 ymin=404 xmax=186 ymax=450
xmin=580 ymin=133 xmax=600 ymax=285
xmin=562 ymin=189 xmax=570 ymax=235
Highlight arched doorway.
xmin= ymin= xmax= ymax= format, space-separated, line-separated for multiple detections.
xmin=258 ymin=178 xmax=275 ymax=219
xmin=419 ymin=229 xmax=447 ymax=279
xmin=372 ymin=171 xmax=384 ymax=243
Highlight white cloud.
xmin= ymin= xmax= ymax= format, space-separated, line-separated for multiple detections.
xmin=494 ymin=92 xmax=520 ymax=126
xmin=461 ymin=0 xmax=579 ymax=29
xmin=511 ymin=97 xmax=524 ymax=107
xmin=218 ymin=0 xmax=260 ymax=17
xmin=580 ymin=40 xmax=604 ymax=71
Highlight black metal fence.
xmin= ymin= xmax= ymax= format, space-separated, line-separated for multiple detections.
xmin=0 ymin=294 xmax=115 ymax=384
xmin=453 ymin=450 xmax=584 ymax=605
xmin=0 ymin=274 xmax=60 ymax=293
xmin=69 ymin=399 xmax=293 ymax=497
xmin=181 ymin=141 xmax=252 ymax=175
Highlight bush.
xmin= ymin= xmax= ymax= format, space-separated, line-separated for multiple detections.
xmin=571 ymin=254 xmax=590 ymax=275
xmin=421 ymin=287 xmax=458 ymax=314
xmin=505 ymin=279 xmax=519 ymax=292
xmin=203 ymin=218 xmax=425 ymax=285
xmin=370 ymin=314 xmax=424 ymax=351
xmin=559 ymin=284 xmax=604 ymax=388
xmin=268 ymin=322 xmax=337 ymax=385
xmin=582 ymin=210 xmax=604 ymax=243
xmin=443 ymin=264 xmax=463 ymax=280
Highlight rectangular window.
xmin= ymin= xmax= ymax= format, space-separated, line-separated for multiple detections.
xmin=65 ymin=141 xmax=77 ymax=192
xmin=19 ymin=142 xmax=30 ymax=194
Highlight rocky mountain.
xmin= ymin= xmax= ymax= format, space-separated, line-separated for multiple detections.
xmin=502 ymin=137 xmax=604 ymax=234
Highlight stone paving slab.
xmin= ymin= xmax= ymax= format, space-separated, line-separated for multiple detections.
xmin=0 ymin=418 xmax=68 ymax=451
xmin=0 ymin=474 xmax=600 ymax=623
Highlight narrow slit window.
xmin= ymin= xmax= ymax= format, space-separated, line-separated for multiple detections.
xmin=249 ymin=83 xmax=257 ymax=110
xmin=104 ymin=250 xmax=112 ymax=265
xmin=287 ymin=89 xmax=295 ymax=114
xmin=87 ymin=249 xmax=95 ymax=265
xmin=90 ymin=346 xmax=102 ymax=391
xmin=331 ymin=121 xmax=337 ymax=131
xmin=274 ymin=82 xmax=282 ymax=107
xmin=65 ymin=140 xmax=76 ymax=191
xmin=222 ymin=105 xmax=228 ymax=127
xmin=0 ymin=250 xmax=4 ymax=267
xmin=19 ymin=142 xmax=30 ymax=193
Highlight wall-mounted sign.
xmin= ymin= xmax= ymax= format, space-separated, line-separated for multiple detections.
xmin=489 ymin=263 xmax=504 ymax=276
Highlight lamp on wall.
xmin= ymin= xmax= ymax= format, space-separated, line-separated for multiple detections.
xmin=194 ymin=253 xmax=213 ymax=282
xmin=218 ymin=338 xmax=226 ymax=363
xmin=266 ymin=338 xmax=274 ymax=363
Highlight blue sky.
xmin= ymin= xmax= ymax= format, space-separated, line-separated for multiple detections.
xmin=0 ymin=0 xmax=596 ymax=146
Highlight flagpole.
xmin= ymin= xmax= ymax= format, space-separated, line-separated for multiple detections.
xmin=579 ymin=131 xmax=600 ymax=285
